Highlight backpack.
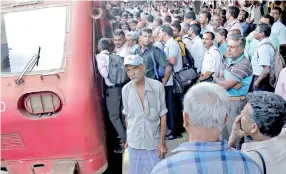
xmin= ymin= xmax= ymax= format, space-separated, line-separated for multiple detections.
xmin=151 ymin=50 xmax=165 ymax=81
xmin=177 ymin=38 xmax=195 ymax=69
xmin=257 ymin=42 xmax=286 ymax=87
xmin=107 ymin=53 xmax=129 ymax=85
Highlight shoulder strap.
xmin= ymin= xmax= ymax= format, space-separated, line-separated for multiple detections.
xmin=150 ymin=52 xmax=159 ymax=79
xmin=258 ymin=42 xmax=277 ymax=56
xmin=212 ymin=48 xmax=222 ymax=56
xmin=183 ymin=37 xmax=192 ymax=41
xmin=260 ymin=4 xmax=265 ymax=16
xmin=253 ymin=151 xmax=266 ymax=174
xmin=229 ymin=21 xmax=239 ymax=31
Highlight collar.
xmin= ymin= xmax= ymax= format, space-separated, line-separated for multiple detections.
xmin=241 ymin=129 xmax=286 ymax=152
xmin=241 ymin=21 xmax=247 ymax=25
xmin=219 ymin=42 xmax=227 ymax=48
xmin=172 ymin=140 xmax=230 ymax=153
xmin=116 ymin=42 xmax=128 ymax=51
xmin=140 ymin=44 xmax=152 ymax=53
xmin=227 ymin=53 xmax=245 ymax=65
xmin=131 ymin=77 xmax=153 ymax=91
xmin=258 ymin=37 xmax=270 ymax=46
xmin=165 ymin=37 xmax=174 ymax=46
xmin=193 ymin=35 xmax=200 ymax=41
xmin=100 ymin=50 xmax=109 ymax=54
xmin=207 ymin=45 xmax=216 ymax=52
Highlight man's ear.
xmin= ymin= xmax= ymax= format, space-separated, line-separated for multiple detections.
xmin=250 ymin=123 xmax=259 ymax=134
xmin=183 ymin=112 xmax=190 ymax=129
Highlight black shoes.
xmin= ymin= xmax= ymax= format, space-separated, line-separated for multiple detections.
xmin=114 ymin=141 xmax=125 ymax=154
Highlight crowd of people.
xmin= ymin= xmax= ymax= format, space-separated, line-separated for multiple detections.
xmin=95 ymin=1 xmax=286 ymax=174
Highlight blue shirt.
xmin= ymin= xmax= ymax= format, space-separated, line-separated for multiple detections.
xmin=241 ymin=21 xmax=250 ymax=37
xmin=151 ymin=140 xmax=262 ymax=174
xmin=223 ymin=54 xmax=253 ymax=97
xmin=219 ymin=42 xmax=227 ymax=56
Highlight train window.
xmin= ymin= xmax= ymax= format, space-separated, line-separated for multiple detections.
xmin=1 ymin=6 xmax=68 ymax=74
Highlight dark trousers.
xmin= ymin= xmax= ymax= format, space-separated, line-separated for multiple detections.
xmin=251 ymin=75 xmax=274 ymax=92
xmin=106 ymin=87 xmax=127 ymax=143
xmin=165 ymin=86 xmax=180 ymax=136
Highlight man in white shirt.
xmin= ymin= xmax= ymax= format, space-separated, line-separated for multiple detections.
xmin=158 ymin=25 xmax=183 ymax=140
xmin=270 ymin=7 xmax=286 ymax=46
xmin=113 ymin=29 xmax=132 ymax=57
xmin=183 ymin=24 xmax=206 ymax=73
xmin=199 ymin=11 xmax=214 ymax=35
xmin=200 ymin=32 xmax=222 ymax=82
xmin=225 ymin=6 xmax=243 ymax=35
xmin=229 ymin=91 xmax=286 ymax=174
xmin=251 ymin=23 xmax=275 ymax=92
xmin=96 ymin=38 xmax=127 ymax=153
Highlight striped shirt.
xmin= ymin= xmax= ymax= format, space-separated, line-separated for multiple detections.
xmin=223 ymin=54 xmax=253 ymax=97
xmin=151 ymin=140 xmax=263 ymax=174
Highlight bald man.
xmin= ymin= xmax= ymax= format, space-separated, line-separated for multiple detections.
xmin=137 ymin=21 xmax=146 ymax=30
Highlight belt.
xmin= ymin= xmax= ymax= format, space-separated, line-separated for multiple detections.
xmin=106 ymin=83 xmax=125 ymax=89
xmin=229 ymin=96 xmax=246 ymax=101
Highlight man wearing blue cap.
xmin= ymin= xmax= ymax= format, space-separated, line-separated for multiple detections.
xmin=122 ymin=55 xmax=168 ymax=174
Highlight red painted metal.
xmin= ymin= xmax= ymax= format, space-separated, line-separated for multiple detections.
xmin=1 ymin=1 xmax=108 ymax=173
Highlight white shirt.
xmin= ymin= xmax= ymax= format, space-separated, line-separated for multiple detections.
xmin=115 ymin=42 xmax=132 ymax=57
xmin=226 ymin=19 xmax=243 ymax=35
xmin=122 ymin=77 xmax=168 ymax=150
xmin=96 ymin=50 xmax=114 ymax=86
xmin=251 ymin=38 xmax=275 ymax=76
xmin=271 ymin=21 xmax=286 ymax=45
xmin=164 ymin=38 xmax=183 ymax=86
xmin=183 ymin=35 xmax=206 ymax=73
xmin=201 ymin=24 xmax=214 ymax=35
xmin=201 ymin=45 xmax=222 ymax=74
xmin=241 ymin=129 xmax=286 ymax=174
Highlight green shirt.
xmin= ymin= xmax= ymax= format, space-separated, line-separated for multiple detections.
xmin=138 ymin=45 xmax=168 ymax=80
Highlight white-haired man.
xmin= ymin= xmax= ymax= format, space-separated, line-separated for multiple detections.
xmin=152 ymin=83 xmax=263 ymax=174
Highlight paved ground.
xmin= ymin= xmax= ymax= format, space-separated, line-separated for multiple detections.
xmin=122 ymin=132 xmax=189 ymax=174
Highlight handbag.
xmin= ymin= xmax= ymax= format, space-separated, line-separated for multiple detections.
xmin=173 ymin=67 xmax=198 ymax=95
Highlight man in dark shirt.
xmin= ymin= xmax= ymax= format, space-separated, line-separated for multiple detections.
xmin=138 ymin=28 xmax=172 ymax=86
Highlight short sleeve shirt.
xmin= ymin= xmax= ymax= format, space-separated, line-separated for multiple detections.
xmin=223 ymin=54 xmax=253 ymax=96
xmin=122 ymin=77 xmax=168 ymax=150
xmin=164 ymin=38 xmax=183 ymax=86
xmin=251 ymin=38 xmax=275 ymax=76
xmin=201 ymin=46 xmax=222 ymax=74
xmin=272 ymin=21 xmax=286 ymax=45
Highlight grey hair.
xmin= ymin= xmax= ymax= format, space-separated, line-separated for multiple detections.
xmin=228 ymin=34 xmax=246 ymax=48
xmin=247 ymin=91 xmax=286 ymax=137
xmin=126 ymin=31 xmax=139 ymax=42
xmin=183 ymin=82 xmax=230 ymax=129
